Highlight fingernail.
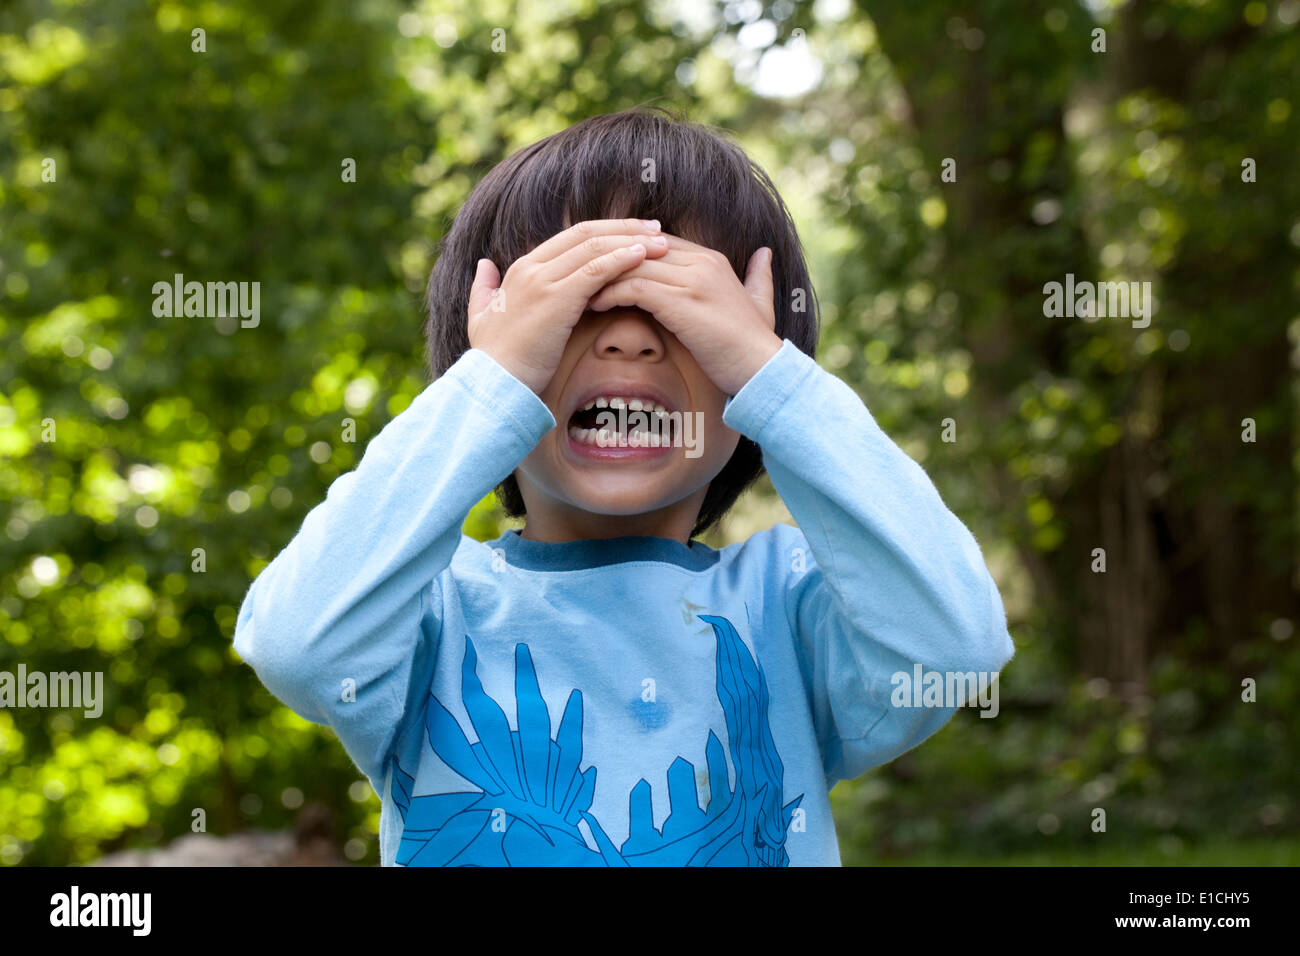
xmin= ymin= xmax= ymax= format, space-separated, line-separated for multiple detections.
xmin=644 ymin=219 xmax=661 ymax=233
xmin=649 ymin=234 xmax=667 ymax=246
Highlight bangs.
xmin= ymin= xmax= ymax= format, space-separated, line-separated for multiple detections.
xmin=425 ymin=105 xmax=817 ymax=382
xmin=480 ymin=107 xmax=776 ymax=285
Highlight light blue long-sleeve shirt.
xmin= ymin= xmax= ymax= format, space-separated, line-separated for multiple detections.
xmin=233 ymin=340 xmax=1015 ymax=866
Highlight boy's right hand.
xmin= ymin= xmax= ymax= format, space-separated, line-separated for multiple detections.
xmin=466 ymin=218 xmax=668 ymax=395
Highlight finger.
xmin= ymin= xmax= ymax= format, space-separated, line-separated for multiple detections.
xmin=650 ymin=232 xmax=746 ymax=277
xmin=578 ymin=256 xmax=691 ymax=291
xmin=467 ymin=258 xmax=502 ymax=317
xmin=743 ymin=247 xmax=775 ymax=322
xmin=584 ymin=243 xmax=746 ymax=301
xmin=527 ymin=218 xmax=662 ymax=265
xmin=555 ymin=243 xmax=652 ymax=302
xmin=586 ymin=275 xmax=675 ymax=318
xmin=544 ymin=232 xmax=669 ymax=281
xmin=642 ymin=231 xmax=708 ymax=255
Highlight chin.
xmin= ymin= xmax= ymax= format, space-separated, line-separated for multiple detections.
xmin=565 ymin=491 xmax=680 ymax=518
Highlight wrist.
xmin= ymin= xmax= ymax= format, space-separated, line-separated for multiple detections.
xmin=475 ymin=345 xmax=547 ymax=395
xmin=728 ymin=333 xmax=783 ymax=395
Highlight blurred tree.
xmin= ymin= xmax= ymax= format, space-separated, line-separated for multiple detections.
xmin=726 ymin=0 xmax=1299 ymax=859
xmin=743 ymin=0 xmax=1297 ymax=686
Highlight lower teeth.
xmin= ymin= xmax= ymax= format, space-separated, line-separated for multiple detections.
xmin=568 ymin=427 xmax=665 ymax=447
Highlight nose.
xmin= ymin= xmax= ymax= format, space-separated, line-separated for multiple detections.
xmin=588 ymin=307 xmax=666 ymax=362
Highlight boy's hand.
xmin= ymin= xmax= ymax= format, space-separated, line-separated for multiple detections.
xmin=585 ymin=234 xmax=784 ymax=396
xmin=467 ymin=218 xmax=668 ymax=395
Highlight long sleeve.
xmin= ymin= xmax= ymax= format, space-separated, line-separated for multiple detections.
xmin=233 ymin=348 xmax=555 ymax=785
xmin=722 ymin=340 xmax=1014 ymax=786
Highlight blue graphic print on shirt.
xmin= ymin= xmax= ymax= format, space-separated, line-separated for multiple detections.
xmin=390 ymin=614 xmax=804 ymax=866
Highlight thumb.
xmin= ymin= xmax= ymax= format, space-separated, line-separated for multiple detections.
xmin=467 ymin=258 xmax=502 ymax=317
xmin=744 ymin=247 xmax=775 ymax=324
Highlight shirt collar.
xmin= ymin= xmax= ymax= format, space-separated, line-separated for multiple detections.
xmin=490 ymin=528 xmax=720 ymax=572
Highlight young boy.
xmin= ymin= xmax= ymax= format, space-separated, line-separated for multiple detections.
xmin=234 ymin=107 xmax=1015 ymax=866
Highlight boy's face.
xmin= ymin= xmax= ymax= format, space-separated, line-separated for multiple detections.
xmin=512 ymin=304 xmax=741 ymax=543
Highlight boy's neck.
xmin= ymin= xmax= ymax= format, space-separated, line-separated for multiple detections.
xmin=519 ymin=497 xmax=704 ymax=547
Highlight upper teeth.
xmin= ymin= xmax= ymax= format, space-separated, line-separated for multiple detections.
xmin=580 ymin=397 xmax=672 ymax=415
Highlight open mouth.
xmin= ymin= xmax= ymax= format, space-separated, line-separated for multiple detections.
xmin=566 ymin=395 xmax=680 ymax=448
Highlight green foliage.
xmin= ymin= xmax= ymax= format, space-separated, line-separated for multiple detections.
xmin=832 ymin=640 xmax=1300 ymax=864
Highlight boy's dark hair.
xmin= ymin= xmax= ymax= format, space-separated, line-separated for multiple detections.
xmin=424 ymin=105 xmax=819 ymax=538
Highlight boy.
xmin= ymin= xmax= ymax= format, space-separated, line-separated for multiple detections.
xmin=234 ymin=107 xmax=1015 ymax=866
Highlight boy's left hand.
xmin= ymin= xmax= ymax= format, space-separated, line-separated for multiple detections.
xmin=586 ymin=233 xmax=784 ymax=396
